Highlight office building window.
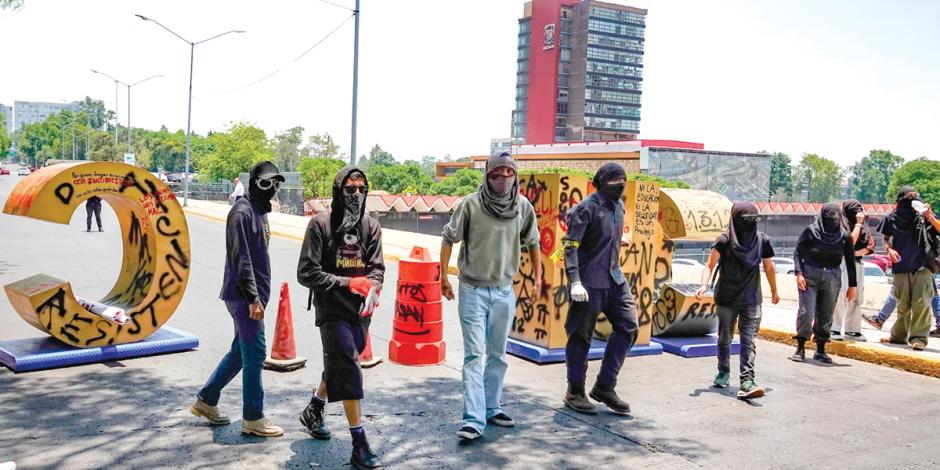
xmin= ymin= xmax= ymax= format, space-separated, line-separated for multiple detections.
xmin=587 ymin=33 xmax=644 ymax=51
xmin=587 ymin=61 xmax=643 ymax=78
xmin=586 ymin=89 xmax=642 ymax=105
xmin=588 ymin=19 xmax=645 ymax=38
xmin=590 ymin=6 xmax=646 ymax=26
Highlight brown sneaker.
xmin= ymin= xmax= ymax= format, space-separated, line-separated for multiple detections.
xmin=912 ymin=342 xmax=926 ymax=351
xmin=190 ymin=399 xmax=231 ymax=426
xmin=242 ymin=418 xmax=285 ymax=437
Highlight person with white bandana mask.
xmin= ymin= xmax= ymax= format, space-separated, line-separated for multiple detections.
xmin=440 ymin=151 xmax=541 ymax=441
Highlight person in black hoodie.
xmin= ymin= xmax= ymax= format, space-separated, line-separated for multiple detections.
xmin=696 ymin=202 xmax=779 ymax=399
xmin=790 ymin=203 xmax=857 ymax=363
xmin=831 ymin=200 xmax=874 ymax=341
xmin=562 ymin=163 xmax=637 ymax=416
xmin=192 ymin=161 xmax=285 ymax=438
xmin=297 ymin=167 xmax=385 ymax=470
xmin=877 ymin=186 xmax=940 ymax=351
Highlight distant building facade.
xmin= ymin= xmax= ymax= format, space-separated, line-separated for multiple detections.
xmin=0 ymin=103 xmax=12 ymax=134
xmin=13 ymin=100 xmax=80 ymax=132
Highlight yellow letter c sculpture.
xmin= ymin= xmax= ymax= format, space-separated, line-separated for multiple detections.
xmin=2 ymin=162 xmax=190 ymax=348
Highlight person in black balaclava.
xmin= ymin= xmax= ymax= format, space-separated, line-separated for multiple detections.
xmin=561 ymin=162 xmax=638 ymax=415
xmin=297 ymin=167 xmax=385 ymax=469
xmin=791 ymin=203 xmax=857 ymax=364
xmin=876 ymin=186 xmax=940 ymax=351
xmin=831 ymin=200 xmax=875 ymax=341
xmin=193 ymin=161 xmax=285 ymax=438
xmin=695 ymin=202 xmax=780 ymax=399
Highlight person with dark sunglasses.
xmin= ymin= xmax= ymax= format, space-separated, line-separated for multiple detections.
xmin=192 ymin=161 xmax=285 ymax=437
xmin=298 ymin=167 xmax=385 ymax=469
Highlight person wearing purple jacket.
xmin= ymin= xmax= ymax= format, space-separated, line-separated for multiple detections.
xmin=190 ymin=161 xmax=285 ymax=438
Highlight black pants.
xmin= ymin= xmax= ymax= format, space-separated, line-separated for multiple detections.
xmin=86 ymin=202 xmax=102 ymax=231
xmin=565 ymin=282 xmax=638 ymax=388
xmin=320 ymin=318 xmax=369 ymax=402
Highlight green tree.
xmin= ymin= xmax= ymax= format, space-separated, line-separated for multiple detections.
xmin=430 ymin=168 xmax=483 ymax=196
xmin=420 ymin=155 xmax=437 ymax=178
xmin=795 ymin=153 xmax=843 ymax=203
xmin=0 ymin=111 xmax=11 ymax=157
xmin=0 ymin=0 xmax=24 ymax=10
xmin=886 ymin=158 xmax=940 ymax=209
xmin=304 ymin=132 xmax=344 ymax=160
xmin=88 ymin=132 xmax=121 ymax=162
xmin=848 ymin=149 xmax=904 ymax=203
xmin=77 ymin=97 xmax=108 ymax=130
xmin=368 ymin=160 xmax=433 ymax=194
xmin=297 ymin=156 xmax=346 ymax=199
xmin=273 ymin=126 xmax=304 ymax=172
xmin=769 ymin=152 xmax=793 ymax=197
xmin=357 ymin=144 xmax=394 ymax=173
xmin=201 ymin=122 xmax=274 ymax=181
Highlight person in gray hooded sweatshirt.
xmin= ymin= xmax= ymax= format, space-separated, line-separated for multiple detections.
xmin=440 ymin=151 xmax=541 ymax=441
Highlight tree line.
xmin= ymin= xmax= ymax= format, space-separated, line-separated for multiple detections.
xmin=768 ymin=150 xmax=940 ymax=208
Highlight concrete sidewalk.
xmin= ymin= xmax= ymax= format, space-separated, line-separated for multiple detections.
xmin=184 ymin=199 xmax=458 ymax=268
xmin=185 ymin=199 xmax=940 ymax=378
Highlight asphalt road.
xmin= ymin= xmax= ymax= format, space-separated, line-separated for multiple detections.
xmin=2 ymin=168 xmax=940 ymax=469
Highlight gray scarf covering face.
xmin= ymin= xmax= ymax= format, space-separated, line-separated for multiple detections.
xmin=479 ymin=151 xmax=519 ymax=220
xmin=338 ymin=192 xmax=365 ymax=234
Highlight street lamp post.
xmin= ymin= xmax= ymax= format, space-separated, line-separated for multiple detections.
xmin=350 ymin=0 xmax=360 ymax=166
xmin=90 ymin=70 xmax=163 ymax=156
xmin=135 ymin=14 xmax=245 ymax=207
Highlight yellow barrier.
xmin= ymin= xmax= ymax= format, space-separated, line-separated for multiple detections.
xmin=3 ymin=162 xmax=190 ymax=348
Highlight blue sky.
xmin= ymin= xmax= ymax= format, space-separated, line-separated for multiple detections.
xmin=1 ymin=0 xmax=937 ymax=167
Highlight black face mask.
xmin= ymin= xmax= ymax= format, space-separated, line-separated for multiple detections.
xmin=822 ymin=214 xmax=841 ymax=233
xmin=601 ymin=183 xmax=625 ymax=202
xmin=338 ymin=192 xmax=365 ymax=234
xmin=248 ymin=178 xmax=278 ymax=213
xmin=733 ymin=217 xmax=757 ymax=234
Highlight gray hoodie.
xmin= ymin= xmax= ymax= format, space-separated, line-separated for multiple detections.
xmin=442 ymin=191 xmax=539 ymax=288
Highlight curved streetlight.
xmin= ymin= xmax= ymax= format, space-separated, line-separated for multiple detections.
xmin=135 ymin=13 xmax=245 ymax=206
xmin=90 ymin=69 xmax=164 ymax=153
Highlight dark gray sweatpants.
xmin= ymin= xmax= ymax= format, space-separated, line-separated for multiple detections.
xmin=796 ymin=264 xmax=842 ymax=343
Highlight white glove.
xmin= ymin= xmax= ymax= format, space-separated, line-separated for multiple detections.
xmin=570 ymin=282 xmax=589 ymax=303
xmin=359 ymin=287 xmax=381 ymax=318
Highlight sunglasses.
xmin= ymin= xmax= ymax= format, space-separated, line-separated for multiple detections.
xmin=343 ymin=185 xmax=368 ymax=195
xmin=255 ymin=178 xmax=282 ymax=191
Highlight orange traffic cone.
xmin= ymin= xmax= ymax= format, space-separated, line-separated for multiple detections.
xmin=359 ymin=330 xmax=384 ymax=369
xmin=264 ymin=282 xmax=307 ymax=372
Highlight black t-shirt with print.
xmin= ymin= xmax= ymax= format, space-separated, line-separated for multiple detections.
xmin=712 ymin=232 xmax=775 ymax=307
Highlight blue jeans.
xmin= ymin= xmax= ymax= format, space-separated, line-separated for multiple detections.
xmin=457 ymin=282 xmax=515 ymax=433
xmin=877 ymin=283 xmax=940 ymax=327
xmin=198 ymin=299 xmax=266 ymax=420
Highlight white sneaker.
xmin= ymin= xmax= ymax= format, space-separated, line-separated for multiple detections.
xmin=830 ymin=331 xmax=844 ymax=341
xmin=0 ymin=461 xmax=17 ymax=470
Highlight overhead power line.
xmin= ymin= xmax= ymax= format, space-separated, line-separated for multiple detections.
xmin=211 ymin=13 xmax=354 ymax=95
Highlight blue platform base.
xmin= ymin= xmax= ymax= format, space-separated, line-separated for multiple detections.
xmin=651 ymin=334 xmax=740 ymax=358
xmin=0 ymin=326 xmax=199 ymax=373
xmin=506 ymin=337 xmax=663 ymax=364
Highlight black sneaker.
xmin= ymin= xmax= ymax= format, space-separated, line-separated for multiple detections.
xmin=813 ymin=351 xmax=833 ymax=364
xmin=456 ymin=426 xmax=482 ymax=441
xmin=589 ymin=384 xmax=631 ymax=415
xmin=487 ymin=413 xmax=515 ymax=428
xmin=351 ymin=431 xmax=382 ymax=469
xmin=930 ymin=329 xmax=940 ymax=339
xmin=299 ymin=401 xmax=331 ymax=440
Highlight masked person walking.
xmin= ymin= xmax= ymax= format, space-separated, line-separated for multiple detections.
xmin=696 ymin=202 xmax=779 ymax=399
xmin=298 ymin=167 xmax=385 ymax=469
xmin=790 ymin=203 xmax=857 ymax=363
xmin=562 ymin=163 xmax=637 ymax=415
xmin=877 ymin=186 xmax=940 ymax=351
xmin=440 ymin=151 xmax=541 ymax=441
xmin=191 ymin=161 xmax=285 ymax=437
xmin=832 ymin=200 xmax=875 ymax=341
